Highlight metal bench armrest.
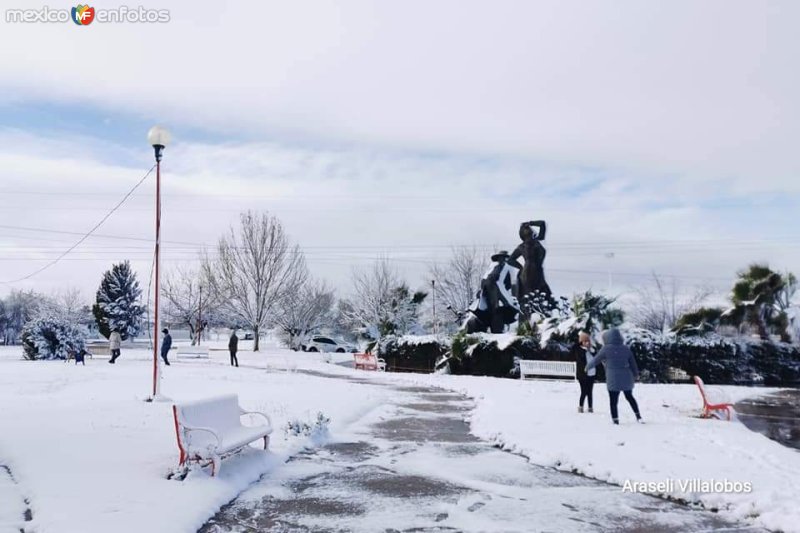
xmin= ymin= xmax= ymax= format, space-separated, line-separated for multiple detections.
xmin=240 ymin=410 xmax=273 ymax=433
xmin=182 ymin=424 xmax=222 ymax=448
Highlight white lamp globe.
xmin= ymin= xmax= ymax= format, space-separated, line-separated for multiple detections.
xmin=147 ymin=125 xmax=171 ymax=147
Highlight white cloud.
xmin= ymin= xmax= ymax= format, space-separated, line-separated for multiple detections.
xmin=0 ymin=1 xmax=797 ymax=188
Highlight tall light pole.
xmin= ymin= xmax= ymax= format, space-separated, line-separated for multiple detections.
xmin=147 ymin=125 xmax=170 ymax=400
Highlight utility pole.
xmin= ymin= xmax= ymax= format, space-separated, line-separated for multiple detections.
xmin=431 ymin=279 xmax=437 ymax=336
xmin=198 ymin=284 xmax=203 ymax=346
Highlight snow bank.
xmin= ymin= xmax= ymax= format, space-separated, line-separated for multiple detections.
xmin=0 ymin=346 xmax=390 ymax=533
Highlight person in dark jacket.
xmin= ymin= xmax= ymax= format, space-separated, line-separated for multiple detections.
xmin=228 ymin=330 xmax=239 ymax=367
xmin=160 ymin=328 xmax=172 ymax=366
xmin=586 ymin=328 xmax=642 ymax=424
xmin=572 ymin=331 xmax=596 ymax=413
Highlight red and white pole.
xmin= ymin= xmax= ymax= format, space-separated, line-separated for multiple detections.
xmin=147 ymin=125 xmax=170 ymax=402
xmin=153 ymin=156 xmax=162 ymax=398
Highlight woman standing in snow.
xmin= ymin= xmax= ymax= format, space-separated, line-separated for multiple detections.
xmin=572 ymin=331 xmax=596 ymax=413
xmin=586 ymin=328 xmax=642 ymax=424
xmin=108 ymin=329 xmax=122 ymax=364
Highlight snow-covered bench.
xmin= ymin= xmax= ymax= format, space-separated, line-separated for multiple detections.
xmin=172 ymin=394 xmax=272 ymax=476
xmin=176 ymin=345 xmax=209 ymax=359
xmin=693 ymin=376 xmax=734 ymax=421
xmin=354 ymin=353 xmax=386 ymax=371
xmin=519 ymin=360 xmax=576 ymax=380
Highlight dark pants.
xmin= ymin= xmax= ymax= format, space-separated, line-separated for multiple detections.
xmin=609 ymin=390 xmax=640 ymax=422
xmin=161 ymin=351 xmax=170 ymax=365
xmin=578 ymin=376 xmax=595 ymax=408
xmin=230 ymin=350 xmax=238 ymax=367
xmin=110 ymin=349 xmax=121 ymax=363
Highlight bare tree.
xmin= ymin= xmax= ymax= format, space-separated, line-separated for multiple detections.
xmin=40 ymin=288 xmax=87 ymax=324
xmin=274 ymin=280 xmax=335 ymax=350
xmin=162 ymin=266 xmax=222 ymax=345
xmin=203 ymin=211 xmax=308 ymax=351
xmin=628 ymin=273 xmax=713 ymax=333
xmin=342 ymin=258 xmax=426 ymax=340
xmin=428 ymin=246 xmax=483 ymax=328
xmin=1 ymin=290 xmax=40 ymax=344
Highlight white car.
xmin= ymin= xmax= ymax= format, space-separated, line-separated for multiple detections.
xmin=302 ymin=336 xmax=357 ymax=353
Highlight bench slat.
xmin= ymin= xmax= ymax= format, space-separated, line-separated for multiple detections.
xmin=519 ymin=360 xmax=576 ymax=380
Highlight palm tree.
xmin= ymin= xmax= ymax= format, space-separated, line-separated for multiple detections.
xmin=731 ymin=264 xmax=795 ymax=342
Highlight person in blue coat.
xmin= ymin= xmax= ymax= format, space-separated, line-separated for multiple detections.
xmin=160 ymin=328 xmax=172 ymax=366
xmin=586 ymin=328 xmax=642 ymax=424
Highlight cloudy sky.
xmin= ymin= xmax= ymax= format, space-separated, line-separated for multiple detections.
xmin=0 ymin=0 xmax=798 ymax=304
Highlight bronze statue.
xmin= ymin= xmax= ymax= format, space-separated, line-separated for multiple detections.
xmin=464 ymin=251 xmax=520 ymax=333
xmin=509 ymin=220 xmax=551 ymax=299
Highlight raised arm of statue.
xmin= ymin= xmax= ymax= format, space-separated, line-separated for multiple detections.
xmin=529 ymin=220 xmax=546 ymax=240
xmin=508 ymin=248 xmax=523 ymax=269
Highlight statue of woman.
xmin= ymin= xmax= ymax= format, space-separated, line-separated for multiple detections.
xmin=509 ymin=220 xmax=551 ymax=299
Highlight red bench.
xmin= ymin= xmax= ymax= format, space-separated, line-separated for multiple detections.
xmin=693 ymin=376 xmax=734 ymax=421
xmin=354 ymin=353 xmax=386 ymax=371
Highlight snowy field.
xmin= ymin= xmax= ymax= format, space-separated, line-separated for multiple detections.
xmin=0 ymin=342 xmax=798 ymax=533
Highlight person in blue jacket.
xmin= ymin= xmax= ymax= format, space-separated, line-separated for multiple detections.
xmin=586 ymin=328 xmax=642 ymax=424
xmin=161 ymin=328 xmax=172 ymax=366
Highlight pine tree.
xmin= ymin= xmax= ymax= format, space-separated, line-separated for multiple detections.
xmin=92 ymin=261 xmax=145 ymax=340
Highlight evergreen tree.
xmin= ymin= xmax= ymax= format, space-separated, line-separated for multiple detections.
xmin=92 ymin=261 xmax=145 ymax=340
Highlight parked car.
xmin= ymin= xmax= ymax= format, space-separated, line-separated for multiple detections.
xmin=302 ymin=336 xmax=357 ymax=353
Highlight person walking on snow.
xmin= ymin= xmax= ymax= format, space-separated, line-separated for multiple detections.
xmin=108 ymin=329 xmax=122 ymax=364
xmin=160 ymin=328 xmax=172 ymax=366
xmin=573 ymin=331 xmax=596 ymax=413
xmin=228 ymin=330 xmax=239 ymax=367
xmin=586 ymin=328 xmax=642 ymax=424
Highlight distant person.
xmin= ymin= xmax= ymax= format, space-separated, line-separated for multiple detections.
xmin=108 ymin=329 xmax=122 ymax=364
xmin=573 ymin=331 xmax=596 ymax=413
xmin=161 ymin=328 xmax=172 ymax=366
xmin=229 ymin=330 xmax=239 ymax=367
xmin=586 ymin=328 xmax=642 ymax=425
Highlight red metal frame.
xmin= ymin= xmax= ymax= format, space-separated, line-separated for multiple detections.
xmin=693 ymin=376 xmax=733 ymax=421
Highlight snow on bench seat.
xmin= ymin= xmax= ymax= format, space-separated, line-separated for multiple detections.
xmin=172 ymin=394 xmax=272 ymax=476
xmin=176 ymin=345 xmax=209 ymax=359
xmin=354 ymin=353 xmax=386 ymax=371
xmin=519 ymin=360 xmax=576 ymax=380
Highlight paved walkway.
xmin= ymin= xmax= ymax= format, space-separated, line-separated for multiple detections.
xmin=736 ymin=389 xmax=800 ymax=450
xmin=201 ymin=374 xmax=765 ymax=532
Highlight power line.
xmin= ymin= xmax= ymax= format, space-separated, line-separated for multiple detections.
xmin=0 ymin=165 xmax=156 ymax=284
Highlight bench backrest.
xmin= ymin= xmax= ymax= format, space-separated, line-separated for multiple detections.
xmin=175 ymin=394 xmax=242 ymax=433
xmin=177 ymin=346 xmax=210 ymax=357
xmin=354 ymin=353 xmax=377 ymax=365
xmin=520 ymin=360 xmax=576 ymax=379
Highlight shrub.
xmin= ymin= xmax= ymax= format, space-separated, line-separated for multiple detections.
xmin=21 ymin=315 xmax=87 ymax=361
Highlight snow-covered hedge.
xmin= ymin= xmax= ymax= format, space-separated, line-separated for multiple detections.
xmin=21 ymin=315 xmax=87 ymax=361
xmin=375 ymin=335 xmax=450 ymax=372
xmin=622 ymin=327 xmax=800 ymax=385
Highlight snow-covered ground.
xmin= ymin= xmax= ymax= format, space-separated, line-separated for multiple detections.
xmin=0 ymin=342 xmax=797 ymax=532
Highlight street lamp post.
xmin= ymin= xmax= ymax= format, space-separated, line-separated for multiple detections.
xmin=147 ymin=125 xmax=170 ymax=400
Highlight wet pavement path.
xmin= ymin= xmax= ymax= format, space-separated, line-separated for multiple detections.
xmin=735 ymin=389 xmax=800 ymax=451
xmin=201 ymin=374 xmax=765 ymax=533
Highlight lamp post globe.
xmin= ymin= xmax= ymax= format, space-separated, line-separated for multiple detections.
xmin=147 ymin=126 xmax=171 ymax=162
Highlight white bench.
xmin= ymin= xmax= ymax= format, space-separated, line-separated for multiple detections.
xmin=176 ymin=345 xmax=210 ymax=359
xmin=519 ymin=360 xmax=576 ymax=380
xmin=172 ymin=394 xmax=272 ymax=476
xmin=354 ymin=353 xmax=386 ymax=371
